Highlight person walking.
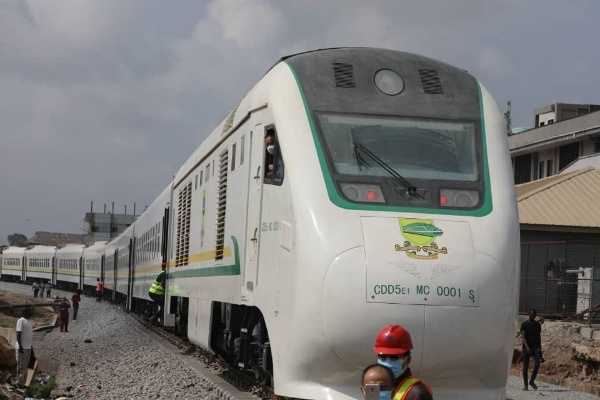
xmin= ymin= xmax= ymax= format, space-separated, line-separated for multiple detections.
xmin=96 ymin=278 xmax=103 ymax=302
xmin=71 ymin=290 xmax=81 ymax=320
xmin=15 ymin=307 xmax=33 ymax=385
xmin=374 ymin=324 xmax=433 ymax=400
xmin=521 ymin=309 xmax=543 ymax=391
xmin=46 ymin=282 xmax=52 ymax=298
xmin=32 ymin=282 xmax=39 ymax=298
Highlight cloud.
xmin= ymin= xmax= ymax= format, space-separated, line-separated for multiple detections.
xmin=1 ymin=0 xmax=599 ymax=243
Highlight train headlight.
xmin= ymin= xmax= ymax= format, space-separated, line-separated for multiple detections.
xmin=340 ymin=183 xmax=385 ymax=203
xmin=374 ymin=69 xmax=404 ymax=96
xmin=440 ymin=189 xmax=479 ymax=208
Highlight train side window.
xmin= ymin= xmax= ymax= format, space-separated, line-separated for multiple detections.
xmin=264 ymin=127 xmax=284 ymax=185
xmin=240 ymin=135 xmax=245 ymax=165
xmin=231 ymin=143 xmax=237 ymax=171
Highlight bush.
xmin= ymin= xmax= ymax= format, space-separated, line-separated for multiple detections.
xmin=25 ymin=375 xmax=56 ymax=398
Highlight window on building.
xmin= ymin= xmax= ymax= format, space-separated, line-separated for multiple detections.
xmin=200 ymin=170 xmax=203 ymax=186
xmin=538 ymin=161 xmax=545 ymax=179
xmin=195 ymin=174 xmax=198 ymax=190
xmin=559 ymin=142 xmax=580 ymax=170
xmin=547 ymin=159 xmax=554 ymax=177
xmin=547 ymin=119 xmax=554 ymax=125
xmin=206 ymin=164 xmax=211 ymax=182
xmin=540 ymin=121 xmax=545 ymax=126
xmin=594 ymin=140 xmax=600 ymax=154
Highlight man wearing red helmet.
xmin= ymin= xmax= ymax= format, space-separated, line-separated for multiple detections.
xmin=374 ymin=324 xmax=433 ymax=400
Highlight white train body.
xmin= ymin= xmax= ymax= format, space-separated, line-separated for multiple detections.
xmin=1 ymin=48 xmax=519 ymax=400
xmin=83 ymin=241 xmax=107 ymax=289
xmin=157 ymin=48 xmax=519 ymax=399
xmin=55 ymin=244 xmax=85 ymax=288
xmin=132 ymin=186 xmax=170 ymax=302
xmin=1 ymin=246 xmax=25 ymax=279
xmin=24 ymin=245 xmax=55 ymax=281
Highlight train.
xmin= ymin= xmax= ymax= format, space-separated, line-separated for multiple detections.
xmin=0 ymin=48 xmax=519 ymax=400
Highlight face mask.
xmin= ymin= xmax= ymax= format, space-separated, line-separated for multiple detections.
xmin=379 ymin=390 xmax=392 ymax=400
xmin=266 ymin=144 xmax=276 ymax=154
xmin=377 ymin=357 xmax=407 ymax=379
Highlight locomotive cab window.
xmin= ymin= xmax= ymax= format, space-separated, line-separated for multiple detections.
xmin=264 ymin=127 xmax=284 ymax=185
xmin=317 ymin=113 xmax=483 ymax=209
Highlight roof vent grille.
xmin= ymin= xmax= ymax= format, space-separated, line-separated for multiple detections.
xmin=419 ymin=69 xmax=443 ymax=94
xmin=333 ymin=62 xmax=356 ymax=88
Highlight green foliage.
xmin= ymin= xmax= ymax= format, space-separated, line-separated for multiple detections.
xmin=25 ymin=375 xmax=56 ymax=398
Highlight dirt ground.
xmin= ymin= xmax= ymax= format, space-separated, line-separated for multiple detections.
xmin=513 ymin=319 xmax=600 ymax=395
xmin=0 ymin=291 xmax=57 ymax=330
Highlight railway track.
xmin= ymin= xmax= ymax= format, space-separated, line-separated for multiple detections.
xmin=129 ymin=312 xmax=274 ymax=400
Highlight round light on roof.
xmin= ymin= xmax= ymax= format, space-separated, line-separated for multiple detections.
xmin=374 ymin=69 xmax=404 ymax=96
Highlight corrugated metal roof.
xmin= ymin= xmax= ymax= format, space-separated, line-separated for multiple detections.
xmin=509 ymin=110 xmax=600 ymax=155
xmin=516 ymin=168 xmax=600 ymax=228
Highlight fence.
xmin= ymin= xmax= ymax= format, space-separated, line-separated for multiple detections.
xmin=520 ymin=241 xmax=600 ymax=319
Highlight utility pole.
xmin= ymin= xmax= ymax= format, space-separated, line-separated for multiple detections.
xmin=504 ymin=100 xmax=512 ymax=135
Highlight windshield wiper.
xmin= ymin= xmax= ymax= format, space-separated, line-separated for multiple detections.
xmin=353 ymin=142 xmax=423 ymax=199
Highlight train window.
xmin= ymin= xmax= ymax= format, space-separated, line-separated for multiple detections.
xmin=264 ymin=127 xmax=284 ymax=185
xmin=319 ymin=114 xmax=478 ymax=182
xmin=231 ymin=143 xmax=237 ymax=171
xmin=240 ymin=135 xmax=245 ymax=165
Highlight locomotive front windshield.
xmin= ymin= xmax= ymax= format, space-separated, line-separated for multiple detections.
xmin=319 ymin=113 xmax=478 ymax=182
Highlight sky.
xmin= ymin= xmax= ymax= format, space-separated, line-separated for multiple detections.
xmin=1 ymin=0 xmax=599 ymax=244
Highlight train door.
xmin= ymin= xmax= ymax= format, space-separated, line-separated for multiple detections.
xmin=127 ymin=237 xmax=135 ymax=311
xmin=79 ymin=256 xmax=84 ymax=290
xmin=21 ymin=256 xmax=26 ymax=281
xmin=242 ymin=120 xmax=266 ymax=302
xmin=51 ymin=256 xmax=56 ymax=285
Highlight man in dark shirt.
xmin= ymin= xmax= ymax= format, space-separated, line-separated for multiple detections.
xmin=520 ymin=309 xmax=542 ymax=391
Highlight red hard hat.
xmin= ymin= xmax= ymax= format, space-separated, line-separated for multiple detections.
xmin=373 ymin=324 xmax=413 ymax=356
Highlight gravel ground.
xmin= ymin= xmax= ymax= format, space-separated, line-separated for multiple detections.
xmin=3 ymin=281 xmax=599 ymax=400
xmin=0 ymin=281 xmax=247 ymax=400
xmin=506 ymin=375 xmax=600 ymax=400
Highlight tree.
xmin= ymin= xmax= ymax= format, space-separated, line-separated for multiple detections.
xmin=7 ymin=233 xmax=28 ymax=247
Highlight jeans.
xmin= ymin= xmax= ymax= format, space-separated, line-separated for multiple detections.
xmin=15 ymin=348 xmax=32 ymax=382
xmin=522 ymin=345 xmax=542 ymax=386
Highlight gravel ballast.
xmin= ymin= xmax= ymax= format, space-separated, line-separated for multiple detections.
xmin=0 ymin=281 xmax=248 ymax=400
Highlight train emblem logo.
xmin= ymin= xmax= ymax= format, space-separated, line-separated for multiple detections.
xmin=394 ymin=218 xmax=448 ymax=260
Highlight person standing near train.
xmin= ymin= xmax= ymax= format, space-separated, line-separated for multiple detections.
xmin=15 ymin=307 xmax=33 ymax=384
xmin=148 ymin=266 xmax=166 ymax=323
xmin=71 ymin=290 xmax=81 ymax=320
xmin=374 ymin=324 xmax=432 ymax=400
xmin=521 ymin=309 xmax=542 ymax=391
xmin=96 ymin=278 xmax=103 ymax=302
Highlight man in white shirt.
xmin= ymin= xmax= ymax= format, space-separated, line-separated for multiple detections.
xmin=15 ymin=307 xmax=33 ymax=384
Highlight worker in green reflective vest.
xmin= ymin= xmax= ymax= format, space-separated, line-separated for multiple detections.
xmin=148 ymin=265 xmax=166 ymax=323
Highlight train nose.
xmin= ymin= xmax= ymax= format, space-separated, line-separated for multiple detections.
xmin=362 ymin=216 xmax=479 ymax=307
xmin=322 ymin=216 xmax=481 ymax=369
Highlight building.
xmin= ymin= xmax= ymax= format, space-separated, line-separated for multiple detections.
xmin=516 ymin=168 xmax=600 ymax=315
xmin=84 ymin=211 xmax=136 ymax=242
xmin=509 ymin=103 xmax=600 ymax=184
xmin=28 ymin=231 xmax=88 ymax=247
